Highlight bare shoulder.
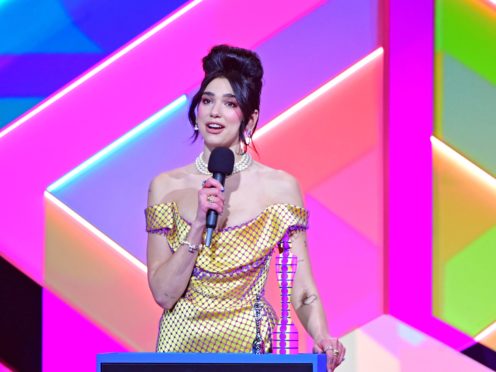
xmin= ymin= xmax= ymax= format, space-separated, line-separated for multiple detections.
xmin=252 ymin=162 xmax=304 ymax=207
xmin=147 ymin=165 xmax=192 ymax=206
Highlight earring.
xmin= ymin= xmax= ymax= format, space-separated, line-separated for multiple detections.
xmin=194 ymin=123 xmax=199 ymax=131
xmin=245 ymin=130 xmax=252 ymax=145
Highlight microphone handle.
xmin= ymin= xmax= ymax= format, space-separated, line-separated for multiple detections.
xmin=205 ymin=172 xmax=226 ymax=247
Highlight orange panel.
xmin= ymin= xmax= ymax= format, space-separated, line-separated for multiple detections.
xmin=432 ymin=142 xmax=496 ymax=316
xmin=252 ymin=54 xmax=383 ymax=192
xmin=480 ymin=329 xmax=496 ymax=350
xmin=45 ymin=196 xmax=162 ymax=351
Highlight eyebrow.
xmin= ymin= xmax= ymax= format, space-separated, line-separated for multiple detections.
xmin=202 ymin=91 xmax=237 ymax=99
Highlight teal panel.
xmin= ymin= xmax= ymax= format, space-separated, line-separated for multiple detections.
xmin=0 ymin=97 xmax=43 ymax=128
xmin=0 ymin=0 xmax=102 ymax=53
xmin=442 ymin=54 xmax=496 ymax=176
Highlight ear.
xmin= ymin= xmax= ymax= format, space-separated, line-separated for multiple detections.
xmin=246 ymin=110 xmax=259 ymax=134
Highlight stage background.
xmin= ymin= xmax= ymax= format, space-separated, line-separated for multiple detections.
xmin=0 ymin=0 xmax=494 ymax=371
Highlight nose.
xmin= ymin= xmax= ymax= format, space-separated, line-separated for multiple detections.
xmin=210 ymin=100 xmax=221 ymax=118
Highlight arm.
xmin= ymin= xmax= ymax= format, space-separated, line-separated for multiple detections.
xmin=291 ymin=231 xmax=330 ymax=343
xmin=146 ymin=175 xmax=224 ymax=310
xmin=291 ymin=233 xmax=345 ymax=371
xmin=274 ymin=172 xmax=345 ymax=370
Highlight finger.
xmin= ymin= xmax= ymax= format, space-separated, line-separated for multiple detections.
xmin=203 ymin=201 xmax=223 ymax=214
xmin=327 ymin=357 xmax=336 ymax=372
xmin=204 ymin=193 xmax=225 ymax=206
xmin=200 ymin=187 xmax=224 ymax=201
xmin=206 ymin=197 xmax=224 ymax=211
xmin=313 ymin=345 xmax=323 ymax=354
xmin=203 ymin=177 xmax=224 ymax=191
xmin=212 ymin=197 xmax=224 ymax=212
xmin=326 ymin=352 xmax=338 ymax=371
xmin=331 ymin=349 xmax=342 ymax=370
xmin=200 ymin=195 xmax=222 ymax=213
xmin=337 ymin=343 xmax=345 ymax=363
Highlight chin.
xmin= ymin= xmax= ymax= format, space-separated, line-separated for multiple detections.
xmin=204 ymin=136 xmax=238 ymax=149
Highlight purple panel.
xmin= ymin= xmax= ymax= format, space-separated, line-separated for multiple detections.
xmin=387 ymin=0 xmax=472 ymax=349
xmin=53 ymin=103 xmax=200 ymax=263
xmin=257 ymin=0 xmax=379 ymax=125
xmin=0 ymin=54 xmax=103 ymax=96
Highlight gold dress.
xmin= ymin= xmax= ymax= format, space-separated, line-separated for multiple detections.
xmin=145 ymin=201 xmax=308 ymax=353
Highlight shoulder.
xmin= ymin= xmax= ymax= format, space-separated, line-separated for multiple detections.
xmin=252 ymin=162 xmax=304 ymax=207
xmin=147 ymin=165 xmax=192 ymax=206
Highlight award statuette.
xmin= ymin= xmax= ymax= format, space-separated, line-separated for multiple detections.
xmin=252 ymin=296 xmax=265 ymax=354
xmin=272 ymin=233 xmax=298 ymax=354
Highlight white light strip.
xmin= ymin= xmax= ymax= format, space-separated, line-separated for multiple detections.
xmin=45 ymin=191 xmax=147 ymax=273
xmin=254 ymin=47 xmax=384 ymax=139
xmin=47 ymin=95 xmax=187 ymax=192
xmin=431 ymin=136 xmax=496 ymax=188
xmin=0 ymin=0 xmax=202 ymax=141
xmin=475 ymin=320 xmax=496 ymax=342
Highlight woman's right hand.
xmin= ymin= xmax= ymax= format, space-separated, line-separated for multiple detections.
xmin=194 ymin=177 xmax=225 ymax=226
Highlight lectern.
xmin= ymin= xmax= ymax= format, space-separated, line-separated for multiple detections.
xmin=97 ymin=353 xmax=326 ymax=372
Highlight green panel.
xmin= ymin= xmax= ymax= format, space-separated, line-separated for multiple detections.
xmin=436 ymin=0 xmax=496 ymax=85
xmin=443 ymin=226 xmax=496 ymax=336
xmin=441 ymin=54 xmax=496 ymax=176
xmin=0 ymin=97 xmax=43 ymax=128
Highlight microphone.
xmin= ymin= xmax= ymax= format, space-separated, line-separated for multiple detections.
xmin=205 ymin=147 xmax=234 ymax=247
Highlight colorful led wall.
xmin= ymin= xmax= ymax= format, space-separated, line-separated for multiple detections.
xmin=433 ymin=0 xmax=496 ymax=351
xmin=0 ymin=0 xmax=494 ymax=371
xmin=0 ymin=0 xmax=188 ymax=128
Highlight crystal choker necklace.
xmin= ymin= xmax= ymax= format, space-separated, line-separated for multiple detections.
xmin=195 ymin=152 xmax=252 ymax=175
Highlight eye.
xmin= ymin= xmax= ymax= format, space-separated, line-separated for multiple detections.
xmin=225 ymin=101 xmax=238 ymax=108
xmin=201 ymin=97 xmax=211 ymax=105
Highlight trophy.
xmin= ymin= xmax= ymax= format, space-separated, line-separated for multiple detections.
xmin=252 ymin=296 xmax=265 ymax=354
xmin=272 ymin=234 xmax=298 ymax=354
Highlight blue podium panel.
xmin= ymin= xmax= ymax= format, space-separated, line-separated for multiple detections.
xmin=97 ymin=353 xmax=326 ymax=372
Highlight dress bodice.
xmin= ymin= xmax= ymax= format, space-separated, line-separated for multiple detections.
xmin=145 ymin=201 xmax=308 ymax=273
xmin=144 ymin=201 xmax=308 ymax=352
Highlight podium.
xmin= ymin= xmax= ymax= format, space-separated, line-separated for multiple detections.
xmin=97 ymin=353 xmax=326 ymax=371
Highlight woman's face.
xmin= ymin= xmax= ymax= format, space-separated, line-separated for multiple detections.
xmin=197 ymin=77 xmax=244 ymax=150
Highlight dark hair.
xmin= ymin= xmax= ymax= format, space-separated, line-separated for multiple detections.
xmin=188 ymin=45 xmax=263 ymax=146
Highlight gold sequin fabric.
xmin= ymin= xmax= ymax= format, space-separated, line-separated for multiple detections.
xmin=145 ymin=202 xmax=308 ymax=353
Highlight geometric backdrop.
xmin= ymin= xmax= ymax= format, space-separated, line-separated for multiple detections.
xmin=0 ymin=0 xmax=494 ymax=371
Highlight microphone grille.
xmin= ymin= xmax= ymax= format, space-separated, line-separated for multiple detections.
xmin=208 ymin=147 xmax=235 ymax=175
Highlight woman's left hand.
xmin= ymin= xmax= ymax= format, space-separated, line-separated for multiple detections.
xmin=313 ymin=337 xmax=346 ymax=371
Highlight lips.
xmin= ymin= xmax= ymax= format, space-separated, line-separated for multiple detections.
xmin=206 ymin=122 xmax=225 ymax=133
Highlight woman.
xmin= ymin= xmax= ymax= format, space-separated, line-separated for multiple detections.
xmin=145 ymin=45 xmax=345 ymax=371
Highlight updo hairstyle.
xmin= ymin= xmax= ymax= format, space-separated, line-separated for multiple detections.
xmin=188 ymin=45 xmax=264 ymax=146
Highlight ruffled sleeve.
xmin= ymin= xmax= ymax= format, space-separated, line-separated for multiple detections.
xmin=144 ymin=202 xmax=190 ymax=251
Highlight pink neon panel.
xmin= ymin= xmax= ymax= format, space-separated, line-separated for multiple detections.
xmin=0 ymin=362 xmax=12 ymax=372
xmin=0 ymin=0 xmax=323 ymax=283
xmin=309 ymin=148 xmax=383 ymax=246
xmin=305 ymin=196 xmax=382 ymax=338
xmin=388 ymin=0 xmax=472 ymax=350
xmin=43 ymin=289 xmax=128 ymax=372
